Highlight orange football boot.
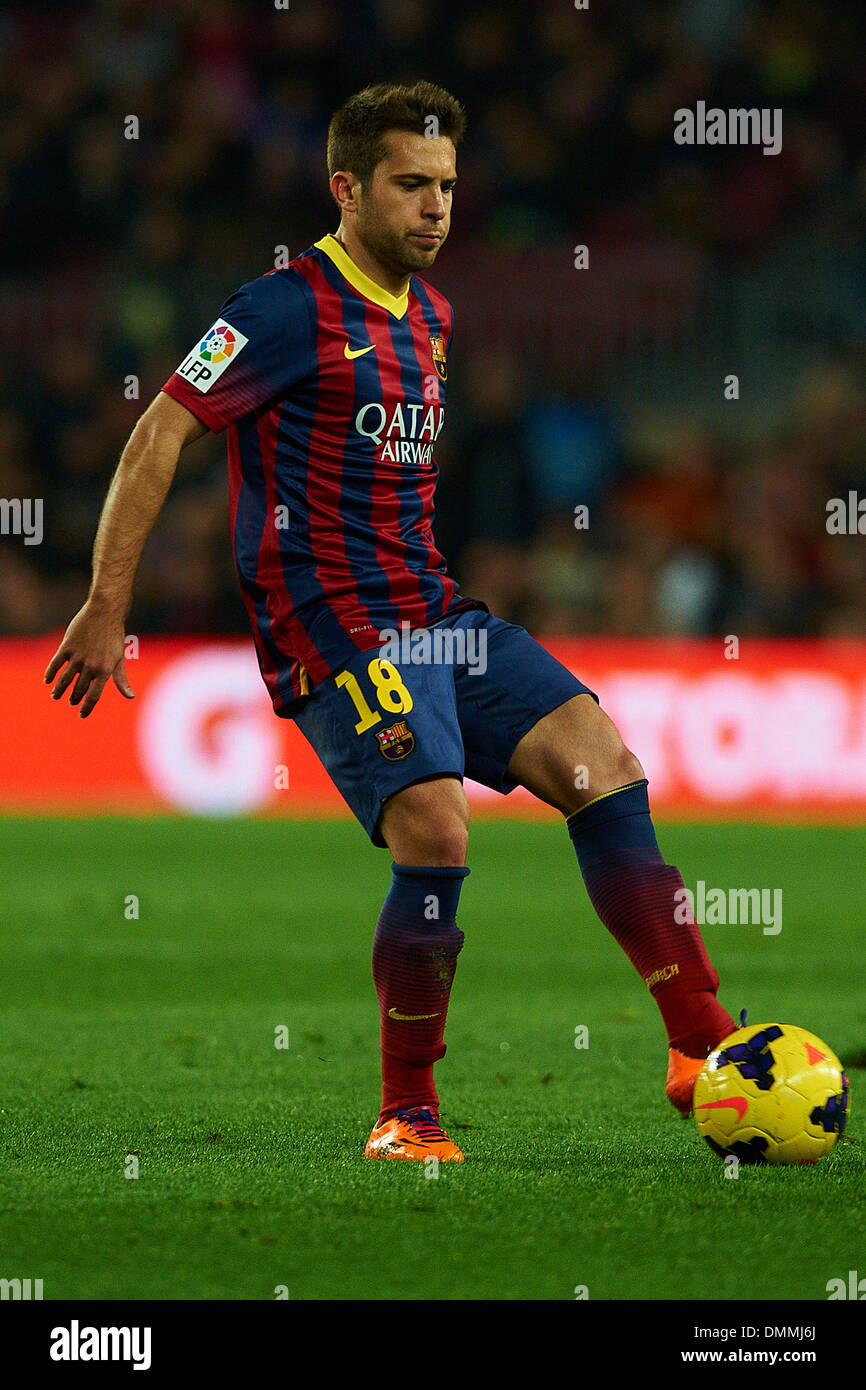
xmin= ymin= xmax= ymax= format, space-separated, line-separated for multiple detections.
xmin=667 ymin=1011 xmax=746 ymax=1115
xmin=666 ymin=1048 xmax=707 ymax=1116
xmin=365 ymin=1106 xmax=465 ymax=1162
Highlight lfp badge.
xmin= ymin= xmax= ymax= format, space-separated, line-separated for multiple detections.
xmin=176 ymin=319 xmax=249 ymax=392
xmin=429 ymin=334 xmax=447 ymax=381
xmin=199 ymin=324 xmax=239 ymax=363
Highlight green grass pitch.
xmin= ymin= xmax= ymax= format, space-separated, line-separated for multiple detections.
xmin=0 ymin=816 xmax=863 ymax=1301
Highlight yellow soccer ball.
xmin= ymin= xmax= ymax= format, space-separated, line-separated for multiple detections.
xmin=694 ymin=1022 xmax=849 ymax=1165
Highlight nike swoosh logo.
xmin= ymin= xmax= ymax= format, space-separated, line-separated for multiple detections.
xmin=697 ymin=1097 xmax=748 ymax=1121
xmin=387 ymin=1007 xmax=440 ymax=1022
xmin=344 ymin=342 xmax=375 ymax=359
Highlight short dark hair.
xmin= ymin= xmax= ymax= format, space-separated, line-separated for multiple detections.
xmin=327 ymin=81 xmax=466 ymax=186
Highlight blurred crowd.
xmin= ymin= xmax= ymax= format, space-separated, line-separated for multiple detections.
xmin=1 ymin=0 xmax=865 ymax=639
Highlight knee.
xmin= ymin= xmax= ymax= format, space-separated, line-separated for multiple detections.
xmin=608 ymin=744 xmax=645 ymax=791
xmin=380 ymin=778 xmax=470 ymax=866
xmin=571 ymin=740 xmax=645 ymax=812
xmin=421 ymin=816 xmax=470 ymax=866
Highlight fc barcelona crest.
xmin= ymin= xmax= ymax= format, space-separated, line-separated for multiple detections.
xmin=429 ymin=334 xmax=447 ymax=381
xmin=376 ymin=720 xmax=415 ymax=760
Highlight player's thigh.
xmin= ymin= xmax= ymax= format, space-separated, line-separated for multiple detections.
xmin=506 ymin=692 xmax=644 ymax=815
xmin=293 ymin=646 xmax=466 ymax=850
xmin=454 ymin=616 xmax=594 ymax=800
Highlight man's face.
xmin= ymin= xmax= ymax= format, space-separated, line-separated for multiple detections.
xmin=353 ymin=130 xmax=456 ymax=275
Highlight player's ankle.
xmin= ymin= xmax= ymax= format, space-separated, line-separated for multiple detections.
xmin=668 ymin=991 xmax=736 ymax=1058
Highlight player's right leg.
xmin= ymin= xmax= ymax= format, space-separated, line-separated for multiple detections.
xmin=362 ymin=776 xmax=470 ymax=1161
xmin=378 ymin=774 xmax=469 ymax=866
xmin=292 ymin=651 xmax=471 ymax=1161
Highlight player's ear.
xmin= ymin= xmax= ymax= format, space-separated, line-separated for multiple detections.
xmin=330 ymin=170 xmax=360 ymax=213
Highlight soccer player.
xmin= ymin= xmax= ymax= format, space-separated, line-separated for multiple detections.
xmin=45 ymin=81 xmax=736 ymax=1162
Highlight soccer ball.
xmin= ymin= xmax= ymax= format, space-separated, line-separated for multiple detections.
xmin=694 ymin=1021 xmax=849 ymax=1165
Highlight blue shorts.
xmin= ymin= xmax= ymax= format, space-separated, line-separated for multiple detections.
xmin=291 ymin=611 xmax=596 ymax=846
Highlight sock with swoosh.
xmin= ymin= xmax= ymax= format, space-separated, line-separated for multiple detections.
xmin=568 ymin=780 xmax=735 ymax=1057
xmin=373 ymin=864 xmax=468 ymax=1124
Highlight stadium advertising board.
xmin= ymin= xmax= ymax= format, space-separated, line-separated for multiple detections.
xmin=6 ymin=637 xmax=866 ymax=818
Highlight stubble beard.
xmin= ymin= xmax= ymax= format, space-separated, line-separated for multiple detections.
xmin=357 ymin=204 xmax=444 ymax=278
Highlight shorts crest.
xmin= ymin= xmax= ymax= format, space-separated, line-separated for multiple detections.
xmin=376 ymin=720 xmax=415 ymax=760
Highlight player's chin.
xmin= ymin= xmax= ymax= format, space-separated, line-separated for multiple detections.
xmin=405 ymin=235 xmax=444 ymax=264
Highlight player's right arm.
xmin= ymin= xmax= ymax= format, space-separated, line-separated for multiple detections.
xmin=44 ymin=391 xmax=208 ymax=718
xmin=46 ymin=268 xmax=313 ymax=717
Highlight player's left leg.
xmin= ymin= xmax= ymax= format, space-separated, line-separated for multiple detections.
xmin=506 ymin=693 xmax=736 ymax=1110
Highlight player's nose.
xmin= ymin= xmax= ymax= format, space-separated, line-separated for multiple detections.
xmin=422 ymin=190 xmax=447 ymax=219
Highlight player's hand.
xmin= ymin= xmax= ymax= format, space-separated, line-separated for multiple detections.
xmin=44 ymin=602 xmax=136 ymax=718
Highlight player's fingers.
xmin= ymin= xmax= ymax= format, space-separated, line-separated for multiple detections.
xmin=76 ymin=670 xmax=111 ymax=718
xmin=112 ymin=659 xmax=135 ymax=700
xmin=44 ymin=648 xmax=70 ymax=683
xmin=68 ymin=661 xmax=112 ymax=707
xmin=67 ymin=667 xmax=97 ymax=706
xmin=49 ymin=659 xmax=84 ymax=700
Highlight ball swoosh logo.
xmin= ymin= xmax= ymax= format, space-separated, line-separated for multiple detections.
xmin=698 ymin=1097 xmax=748 ymax=1120
xmin=387 ymin=1007 xmax=440 ymax=1022
xmin=344 ymin=342 xmax=375 ymax=359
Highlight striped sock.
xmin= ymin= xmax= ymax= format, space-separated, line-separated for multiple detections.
xmin=568 ymin=780 xmax=734 ymax=1057
xmin=372 ymin=865 xmax=468 ymax=1123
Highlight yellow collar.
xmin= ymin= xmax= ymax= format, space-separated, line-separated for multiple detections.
xmin=315 ymin=234 xmax=409 ymax=319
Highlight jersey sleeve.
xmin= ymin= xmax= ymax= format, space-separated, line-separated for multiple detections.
xmin=161 ymin=270 xmax=313 ymax=432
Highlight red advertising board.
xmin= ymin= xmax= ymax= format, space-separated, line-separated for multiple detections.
xmin=4 ymin=636 xmax=866 ymax=819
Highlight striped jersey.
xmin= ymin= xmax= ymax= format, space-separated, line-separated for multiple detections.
xmin=161 ymin=232 xmax=481 ymax=712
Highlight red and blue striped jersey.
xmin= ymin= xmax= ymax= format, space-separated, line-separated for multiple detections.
xmin=162 ymin=233 xmax=481 ymax=711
